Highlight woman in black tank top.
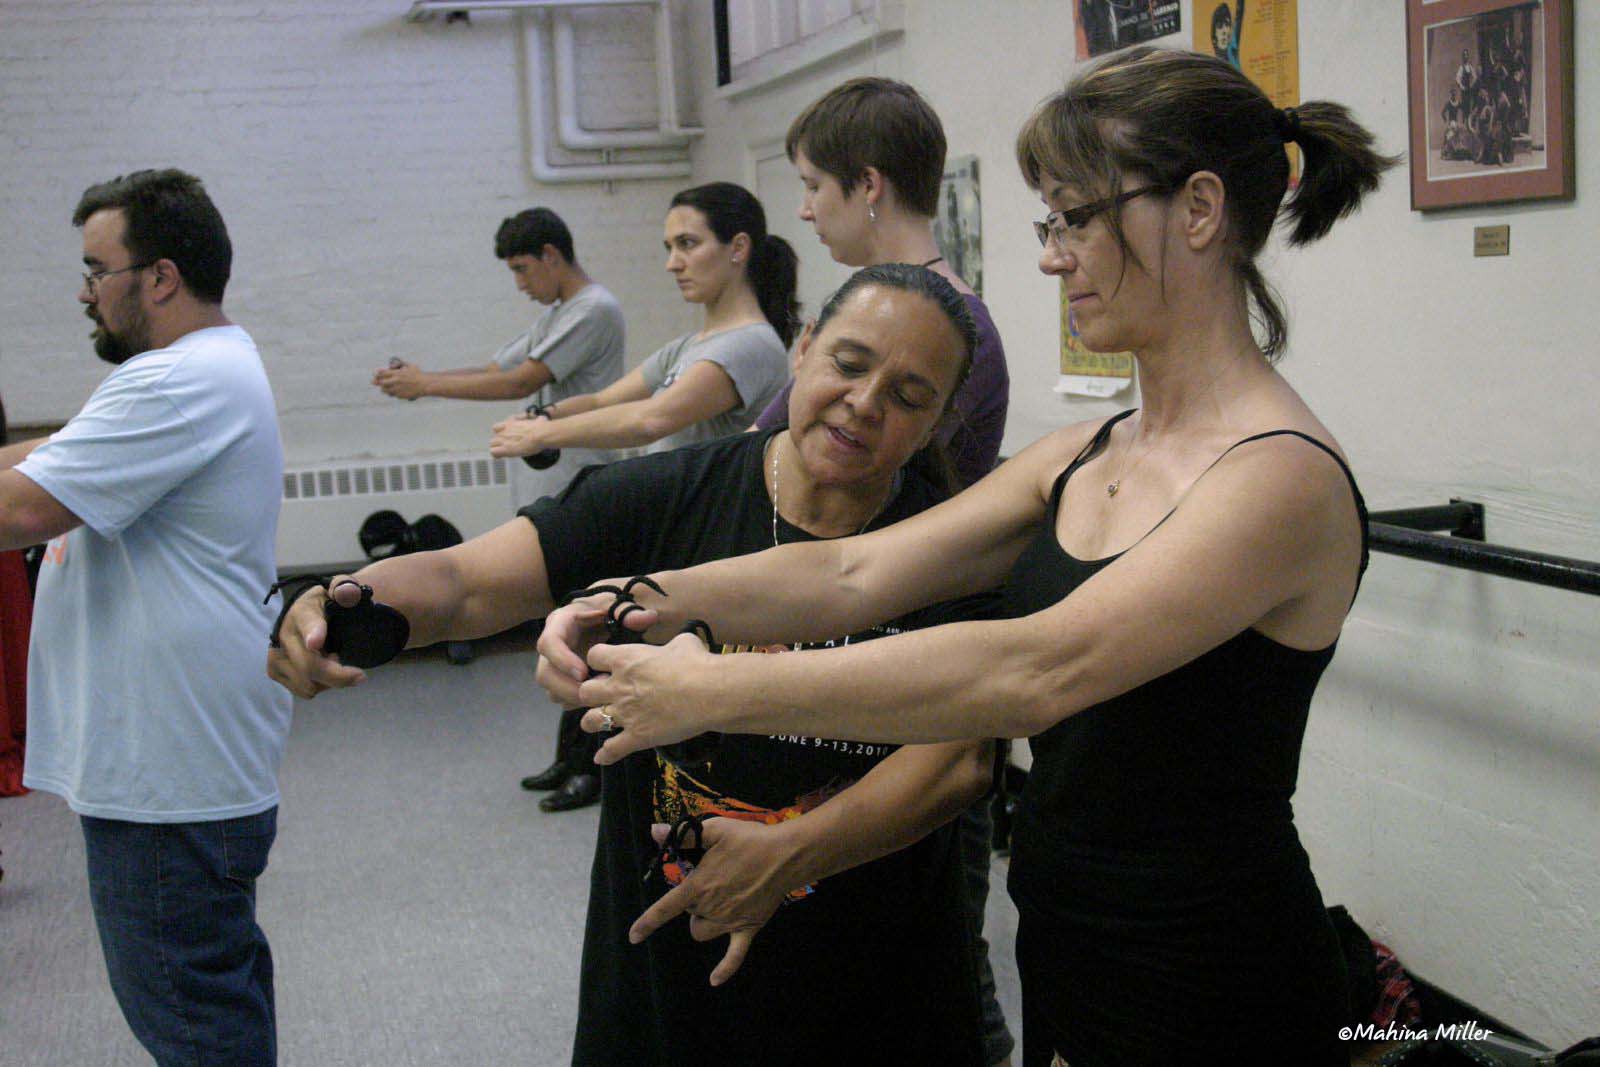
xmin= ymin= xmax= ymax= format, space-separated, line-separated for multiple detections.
xmin=549 ymin=47 xmax=1398 ymax=1067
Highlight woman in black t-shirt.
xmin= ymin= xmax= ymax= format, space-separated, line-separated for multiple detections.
xmin=544 ymin=49 xmax=1395 ymax=1067
xmin=270 ymin=264 xmax=992 ymax=1064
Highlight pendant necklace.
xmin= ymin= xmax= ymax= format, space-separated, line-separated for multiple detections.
xmin=769 ymin=435 xmax=899 ymax=547
xmin=1106 ymin=425 xmax=1158 ymax=498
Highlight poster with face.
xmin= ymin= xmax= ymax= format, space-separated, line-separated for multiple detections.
xmin=1193 ymin=0 xmax=1301 ymax=184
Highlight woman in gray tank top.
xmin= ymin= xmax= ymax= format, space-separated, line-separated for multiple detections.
xmin=489 ymin=182 xmax=799 ymax=462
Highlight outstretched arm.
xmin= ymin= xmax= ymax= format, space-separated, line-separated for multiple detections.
xmin=267 ymin=517 xmax=554 ymax=698
xmin=491 ymin=361 xmax=740 ymax=456
xmin=576 ymin=435 xmax=1364 ymax=757
xmin=488 ymin=368 xmax=654 ymax=457
xmin=533 ymin=427 xmax=1076 ymax=704
xmin=374 ymin=359 xmax=555 ymax=402
xmin=630 ymin=738 xmax=992 ymax=985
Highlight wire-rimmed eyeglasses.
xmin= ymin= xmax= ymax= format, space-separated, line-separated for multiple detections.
xmin=1033 ymin=187 xmax=1162 ymax=248
xmin=82 ymin=262 xmax=152 ymax=294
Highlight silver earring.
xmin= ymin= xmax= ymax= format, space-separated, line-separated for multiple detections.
xmin=867 ymin=203 xmax=877 ymax=223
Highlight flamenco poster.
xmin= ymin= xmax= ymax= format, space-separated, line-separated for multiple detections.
xmin=1057 ymin=279 xmax=1134 ymax=397
xmin=1194 ymin=0 xmax=1302 ymax=181
xmin=1075 ymin=0 xmax=1181 ymax=60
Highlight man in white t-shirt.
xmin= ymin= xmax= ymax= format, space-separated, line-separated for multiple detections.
xmin=371 ymin=207 xmax=626 ymax=509
xmin=0 ymin=169 xmax=289 ymax=1066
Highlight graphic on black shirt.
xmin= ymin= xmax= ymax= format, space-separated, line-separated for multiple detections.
xmin=518 ymin=429 xmax=991 ymax=1065
xmin=649 ymin=634 xmax=897 ymax=901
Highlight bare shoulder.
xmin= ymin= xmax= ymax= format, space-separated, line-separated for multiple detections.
xmin=999 ymin=416 xmax=1123 ymax=506
xmin=1189 ymin=421 xmax=1364 ymax=617
xmin=1170 ymin=375 xmax=1350 ymax=505
xmin=1175 ymin=418 xmax=1363 ymax=643
xmin=915 ymin=417 xmax=1113 ymax=553
xmin=1240 ymin=382 xmax=1351 ymax=465
xmin=1207 ymin=423 xmax=1355 ymax=519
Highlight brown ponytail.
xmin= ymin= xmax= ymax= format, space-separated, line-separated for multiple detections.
xmin=1015 ymin=46 xmax=1399 ymax=359
xmin=1281 ymin=100 xmax=1399 ymax=247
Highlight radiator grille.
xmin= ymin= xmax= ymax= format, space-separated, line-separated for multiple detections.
xmin=282 ymin=456 xmax=509 ymax=500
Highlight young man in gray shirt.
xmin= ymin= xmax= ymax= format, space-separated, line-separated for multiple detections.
xmin=374 ymin=209 xmax=625 ymax=811
xmin=373 ymin=208 xmax=625 ymax=507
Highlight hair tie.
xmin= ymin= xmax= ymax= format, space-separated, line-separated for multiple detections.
xmin=1274 ymin=106 xmax=1302 ymax=144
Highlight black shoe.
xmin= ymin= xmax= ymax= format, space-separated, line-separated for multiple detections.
xmin=539 ymin=773 xmax=600 ymax=813
xmin=520 ymin=760 xmax=571 ymax=792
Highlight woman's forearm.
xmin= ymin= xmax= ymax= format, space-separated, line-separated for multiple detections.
xmin=691 ymin=616 xmax=1076 ymax=744
xmin=321 ymin=552 xmax=486 ymax=648
xmin=633 ymin=539 xmax=874 ymax=646
xmin=624 ymin=461 xmax=1046 ymax=648
xmin=776 ymin=740 xmax=992 ymax=888
xmin=338 ymin=521 xmax=553 ymax=646
xmin=545 ymin=393 xmax=599 ymax=419
xmin=533 ymin=399 xmax=664 ymax=450
xmin=632 ymin=524 xmax=1008 ymax=649
xmin=420 ymin=368 xmax=540 ymax=401
xmin=357 ymin=553 xmax=469 ymax=647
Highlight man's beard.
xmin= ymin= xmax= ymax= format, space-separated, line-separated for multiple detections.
xmin=87 ymin=295 xmax=151 ymax=365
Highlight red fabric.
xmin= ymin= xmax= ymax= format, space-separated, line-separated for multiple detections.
xmin=0 ymin=549 xmax=32 ymax=795
xmin=1370 ymin=939 xmax=1423 ymax=1026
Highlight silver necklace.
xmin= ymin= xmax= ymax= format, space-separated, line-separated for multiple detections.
xmin=1106 ymin=432 xmax=1157 ymax=497
xmin=1107 ymin=415 xmax=1158 ymax=502
xmin=769 ymin=435 xmax=897 ymax=547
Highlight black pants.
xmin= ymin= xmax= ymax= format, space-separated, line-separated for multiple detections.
xmin=555 ymin=705 xmax=601 ymax=774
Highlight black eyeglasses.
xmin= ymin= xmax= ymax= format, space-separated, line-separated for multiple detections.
xmin=82 ymin=262 xmax=152 ymax=293
xmin=1033 ymin=186 xmax=1161 ymax=248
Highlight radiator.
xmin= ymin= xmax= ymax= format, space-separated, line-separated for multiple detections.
xmin=276 ymin=454 xmax=515 ymax=572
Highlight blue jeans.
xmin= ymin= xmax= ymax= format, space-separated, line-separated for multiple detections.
xmin=81 ymin=808 xmax=278 ymax=1067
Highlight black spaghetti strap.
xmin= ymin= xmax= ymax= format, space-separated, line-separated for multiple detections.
xmin=1207 ymin=429 xmax=1370 ymax=597
xmin=1050 ymin=409 xmax=1136 ymax=506
xmin=1051 ymin=424 xmax=1369 ymax=594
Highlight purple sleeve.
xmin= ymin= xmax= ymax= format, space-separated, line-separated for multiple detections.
xmin=753 ymin=380 xmax=793 ymax=430
xmin=942 ymin=294 xmax=1010 ymax=489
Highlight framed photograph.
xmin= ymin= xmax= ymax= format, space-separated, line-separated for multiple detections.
xmin=1406 ymin=0 xmax=1574 ymax=211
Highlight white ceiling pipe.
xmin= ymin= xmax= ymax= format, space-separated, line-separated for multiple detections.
xmin=406 ymin=0 xmax=701 ymax=137
xmin=552 ymin=13 xmax=692 ymax=150
xmin=652 ymin=0 xmax=704 ymax=138
xmin=521 ymin=12 xmax=692 ymax=184
xmin=407 ymin=0 xmax=656 ymax=21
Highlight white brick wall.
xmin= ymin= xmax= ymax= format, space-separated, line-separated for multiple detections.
xmin=0 ymin=0 xmax=699 ymax=462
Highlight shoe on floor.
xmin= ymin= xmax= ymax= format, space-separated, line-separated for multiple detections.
xmin=520 ymin=760 xmax=571 ymax=792
xmin=539 ymin=773 xmax=600 ymax=813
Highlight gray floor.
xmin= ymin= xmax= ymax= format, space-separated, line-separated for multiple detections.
xmin=0 ymin=637 xmax=1021 ymax=1066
